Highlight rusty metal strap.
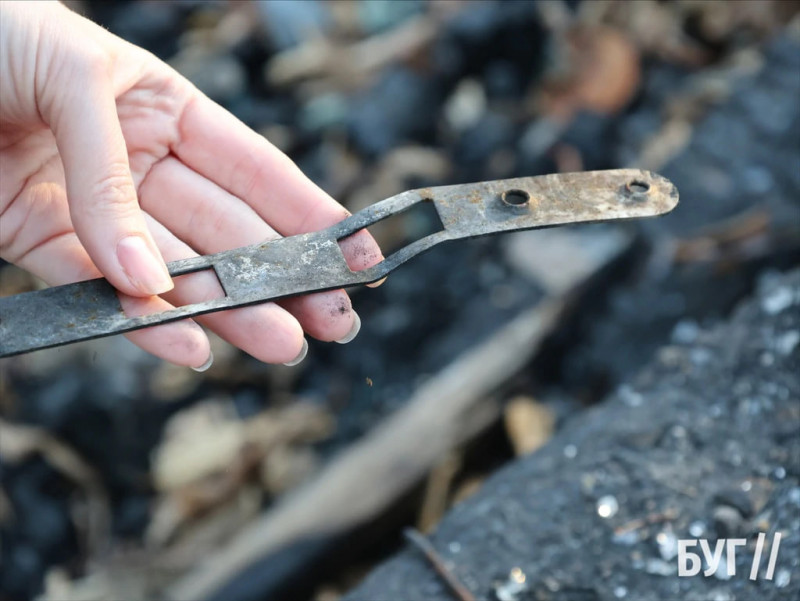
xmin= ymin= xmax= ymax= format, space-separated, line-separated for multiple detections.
xmin=0 ymin=169 xmax=678 ymax=357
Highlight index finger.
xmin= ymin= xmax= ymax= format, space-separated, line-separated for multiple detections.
xmin=173 ymin=93 xmax=383 ymax=267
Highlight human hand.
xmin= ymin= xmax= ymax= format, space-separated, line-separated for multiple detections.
xmin=0 ymin=1 xmax=383 ymax=369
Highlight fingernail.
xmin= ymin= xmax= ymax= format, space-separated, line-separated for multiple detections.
xmin=367 ymin=277 xmax=387 ymax=288
xmin=336 ymin=311 xmax=361 ymax=344
xmin=191 ymin=352 xmax=214 ymax=373
xmin=283 ymin=338 xmax=308 ymax=366
xmin=117 ymin=235 xmax=173 ymax=295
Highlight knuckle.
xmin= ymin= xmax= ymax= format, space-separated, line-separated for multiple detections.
xmin=74 ymin=46 xmax=111 ymax=79
xmin=87 ymin=166 xmax=138 ymax=214
xmin=50 ymin=42 xmax=109 ymax=82
xmin=231 ymin=156 xmax=266 ymax=200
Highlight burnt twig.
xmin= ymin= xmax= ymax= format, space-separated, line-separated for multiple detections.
xmin=403 ymin=528 xmax=476 ymax=601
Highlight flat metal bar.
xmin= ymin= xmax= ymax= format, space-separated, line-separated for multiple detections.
xmin=0 ymin=169 xmax=678 ymax=357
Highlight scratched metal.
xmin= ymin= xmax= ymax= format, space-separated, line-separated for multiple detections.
xmin=0 ymin=169 xmax=678 ymax=357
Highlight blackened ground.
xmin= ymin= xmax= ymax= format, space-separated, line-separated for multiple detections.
xmin=346 ymin=270 xmax=800 ymax=601
xmin=305 ymin=31 xmax=800 ymax=458
xmin=544 ymin=33 xmax=800 ymax=397
xmin=343 ymin=33 xmax=800 ymax=600
xmin=301 ymin=238 xmax=545 ymax=455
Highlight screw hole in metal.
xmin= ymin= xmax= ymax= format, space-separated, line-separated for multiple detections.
xmin=626 ymin=180 xmax=650 ymax=195
xmin=501 ymin=189 xmax=530 ymax=207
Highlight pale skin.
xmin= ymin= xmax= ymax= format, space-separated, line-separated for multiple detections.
xmin=0 ymin=1 xmax=384 ymax=369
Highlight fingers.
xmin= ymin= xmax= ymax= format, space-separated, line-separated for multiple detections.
xmin=45 ymin=55 xmax=173 ymax=298
xmin=11 ymin=223 xmax=211 ymax=368
xmin=278 ymin=294 xmax=360 ymax=343
xmin=172 ymin=94 xmax=384 ymax=268
xmin=119 ymin=293 xmax=211 ymax=369
xmin=138 ymin=157 xmax=281 ymax=250
xmin=143 ymin=214 xmax=307 ymax=364
xmin=138 ymin=157 xmax=359 ymax=342
xmin=2 ymin=156 xmax=210 ymax=368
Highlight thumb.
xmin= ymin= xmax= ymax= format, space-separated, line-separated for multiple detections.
xmin=48 ymin=66 xmax=173 ymax=297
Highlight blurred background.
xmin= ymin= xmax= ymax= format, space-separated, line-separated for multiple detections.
xmin=1 ymin=1 xmax=799 ymax=600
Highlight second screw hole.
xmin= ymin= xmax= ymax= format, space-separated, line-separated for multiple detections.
xmin=627 ymin=180 xmax=650 ymax=194
xmin=501 ymin=189 xmax=530 ymax=206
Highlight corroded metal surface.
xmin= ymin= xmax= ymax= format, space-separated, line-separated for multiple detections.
xmin=0 ymin=169 xmax=678 ymax=357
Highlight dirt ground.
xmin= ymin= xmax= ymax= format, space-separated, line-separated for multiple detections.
xmin=347 ymin=271 xmax=800 ymax=601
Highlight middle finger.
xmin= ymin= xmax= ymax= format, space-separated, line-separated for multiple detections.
xmin=138 ymin=157 xmax=360 ymax=343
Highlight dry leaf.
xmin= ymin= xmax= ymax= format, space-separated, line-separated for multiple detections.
xmin=504 ymin=396 xmax=555 ymax=456
xmin=540 ymin=25 xmax=641 ymax=118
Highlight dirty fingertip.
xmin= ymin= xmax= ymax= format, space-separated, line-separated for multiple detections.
xmin=336 ymin=311 xmax=361 ymax=344
xmin=366 ymin=277 xmax=387 ymax=288
xmin=338 ymin=230 xmax=385 ymax=272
